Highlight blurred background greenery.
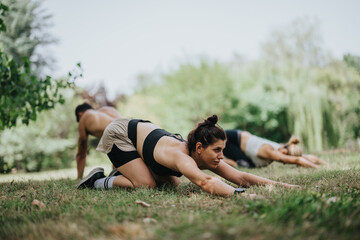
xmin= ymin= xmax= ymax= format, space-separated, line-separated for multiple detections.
xmin=1 ymin=0 xmax=360 ymax=173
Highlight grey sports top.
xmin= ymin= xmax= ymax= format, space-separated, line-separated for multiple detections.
xmin=245 ymin=135 xmax=281 ymax=167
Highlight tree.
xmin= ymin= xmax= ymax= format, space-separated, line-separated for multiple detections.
xmin=343 ymin=54 xmax=360 ymax=75
xmin=0 ymin=3 xmax=8 ymax=32
xmin=261 ymin=17 xmax=327 ymax=68
xmin=0 ymin=3 xmax=78 ymax=130
xmin=252 ymin=18 xmax=360 ymax=150
xmin=0 ymin=0 xmax=56 ymax=73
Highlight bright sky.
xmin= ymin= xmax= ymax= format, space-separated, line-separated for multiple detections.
xmin=43 ymin=0 xmax=360 ymax=98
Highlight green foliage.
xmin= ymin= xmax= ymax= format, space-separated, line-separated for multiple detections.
xmin=0 ymin=2 xmax=78 ymax=131
xmin=344 ymin=54 xmax=360 ymax=75
xmin=0 ymin=55 xmax=74 ymax=130
xmin=238 ymin=18 xmax=360 ymax=150
xmin=0 ymin=3 xmax=9 ymax=32
xmin=226 ymin=59 xmax=360 ymax=150
xmin=0 ymin=0 xmax=56 ymax=70
xmin=317 ymin=60 xmax=360 ymax=143
xmin=0 ymin=89 xmax=79 ymax=172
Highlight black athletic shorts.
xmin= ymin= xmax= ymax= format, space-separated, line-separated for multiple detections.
xmin=223 ymin=130 xmax=255 ymax=168
xmin=107 ymin=144 xmax=141 ymax=168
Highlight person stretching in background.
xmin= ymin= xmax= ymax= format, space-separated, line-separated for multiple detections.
xmin=75 ymin=103 xmax=121 ymax=179
xmin=222 ymin=130 xmax=326 ymax=168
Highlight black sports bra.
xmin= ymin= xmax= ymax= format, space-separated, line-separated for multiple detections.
xmin=128 ymin=119 xmax=184 ymax=177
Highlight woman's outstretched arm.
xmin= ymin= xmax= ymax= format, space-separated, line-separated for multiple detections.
xmin=262 ymin=149 xmax=320 ymax=168
xmin=172 ymin=152 xmax=237 ymax=197
xmin=303 ymin=154 xmax=327 ymax=165
xmin=212 ymin=161 xmax=298 ymax=188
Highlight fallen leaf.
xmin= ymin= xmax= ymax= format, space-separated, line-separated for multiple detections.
xmin=108 ymin=223 xmax=143 ymax=237
xmin=31 ymin=199 xmax=45 ymax=209
xmin=326 ymin=196 xmax=338 ymax=204
xmin=108 ymin=225 xmax=125 ymax=235
xmin=135 ymin=200 xmax=150 ymax=207
xmin=143 ymin=217 xmax=157 ymax=224
xmin=201 ymin=232 xmax=212 ymax=239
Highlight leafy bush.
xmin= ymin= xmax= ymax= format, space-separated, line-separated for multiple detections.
xmin=0 ymin=2 xmax=76 ymax=131
xmin=0 ymin=90 xmax=79 ymax=173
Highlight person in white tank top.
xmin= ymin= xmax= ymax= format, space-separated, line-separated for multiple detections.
xmin=223 ymin=129 xmax=327 ymax=168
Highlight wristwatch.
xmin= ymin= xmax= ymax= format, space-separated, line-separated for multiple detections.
xmin=234 ymin=187 xmax=245 ymax=194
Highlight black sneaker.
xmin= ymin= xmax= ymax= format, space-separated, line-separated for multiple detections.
xmin=76 ymin=167 xmax=105 ymax=189
xmin=108 ymin=168 xmax=122 ymax=177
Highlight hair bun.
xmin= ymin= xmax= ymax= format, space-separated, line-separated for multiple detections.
xmin=288 ymin=136 xmax=301 ymax=145
xmin=287 ymin=135 xmax=302 ymax=156
xmin=205 ymin=115 xmax=218 ymax=125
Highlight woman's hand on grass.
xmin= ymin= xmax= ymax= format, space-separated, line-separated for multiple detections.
xmin=279 ymin=182 xmax=300 ymax=188
xmin=240 ymin=192 xmax=263 ymax=199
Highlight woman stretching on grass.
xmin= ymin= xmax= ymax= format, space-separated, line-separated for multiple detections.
xmin=222 ymin=129 xmax=327 ymax=168
xmin=77 ymin=115 xmax=297 ymax=197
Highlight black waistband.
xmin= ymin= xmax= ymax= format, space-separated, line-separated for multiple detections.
xmin=128 ymin=119 xmax=151 ymax=148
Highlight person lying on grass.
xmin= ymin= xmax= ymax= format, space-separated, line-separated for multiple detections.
xmin=77 ymin=115 xmax=297 ymax=197
xmin=222 ymin=129 xmax=327 ymax=169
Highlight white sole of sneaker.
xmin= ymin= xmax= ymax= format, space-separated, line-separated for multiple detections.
xmin=76 ymin=167 xmax=104 ymax=189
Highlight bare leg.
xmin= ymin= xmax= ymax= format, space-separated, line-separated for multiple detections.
xmin=113 ymin=158 xmax=156 ymax=189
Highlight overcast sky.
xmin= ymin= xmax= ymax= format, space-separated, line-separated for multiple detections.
xmin=43 ymin=0 xmax=360 ymax=98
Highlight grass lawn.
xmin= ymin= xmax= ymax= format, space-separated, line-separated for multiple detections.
xmin=1 ymin=150 xmax=359 ymax=240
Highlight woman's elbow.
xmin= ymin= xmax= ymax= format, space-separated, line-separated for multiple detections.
xmin=198 ymin=176 xmax=217 ymax=193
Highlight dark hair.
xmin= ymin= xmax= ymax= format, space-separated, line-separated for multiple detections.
xmin=75 ymin=103 xmax=93 ymax=122
xmin=187 ymin=115 xmax=226 ymax=153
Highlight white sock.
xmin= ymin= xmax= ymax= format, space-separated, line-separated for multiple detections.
xmin=94 ymin=177 xmax=116 ymax=190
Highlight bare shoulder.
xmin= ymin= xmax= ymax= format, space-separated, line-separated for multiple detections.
xmin=156 ymin=138 xmax=193 ymax=169
xmin=257 ymin=144 xmax=278 ymax=159
xmin=162 ymin=139 xmax=189 ymax=159
xmin=80 ymin=109 xmax=96 ymax=122
xmin=98 ymin=106 xmax=121 ymax=118
xmin=78 ymin=112 xmax=93 ymax=137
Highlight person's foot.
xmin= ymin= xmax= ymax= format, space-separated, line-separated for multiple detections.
xmin=77 ymin=167 xmax=105 ymax=189
xmin=108 ymin=168 xmax=122 ymax=177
